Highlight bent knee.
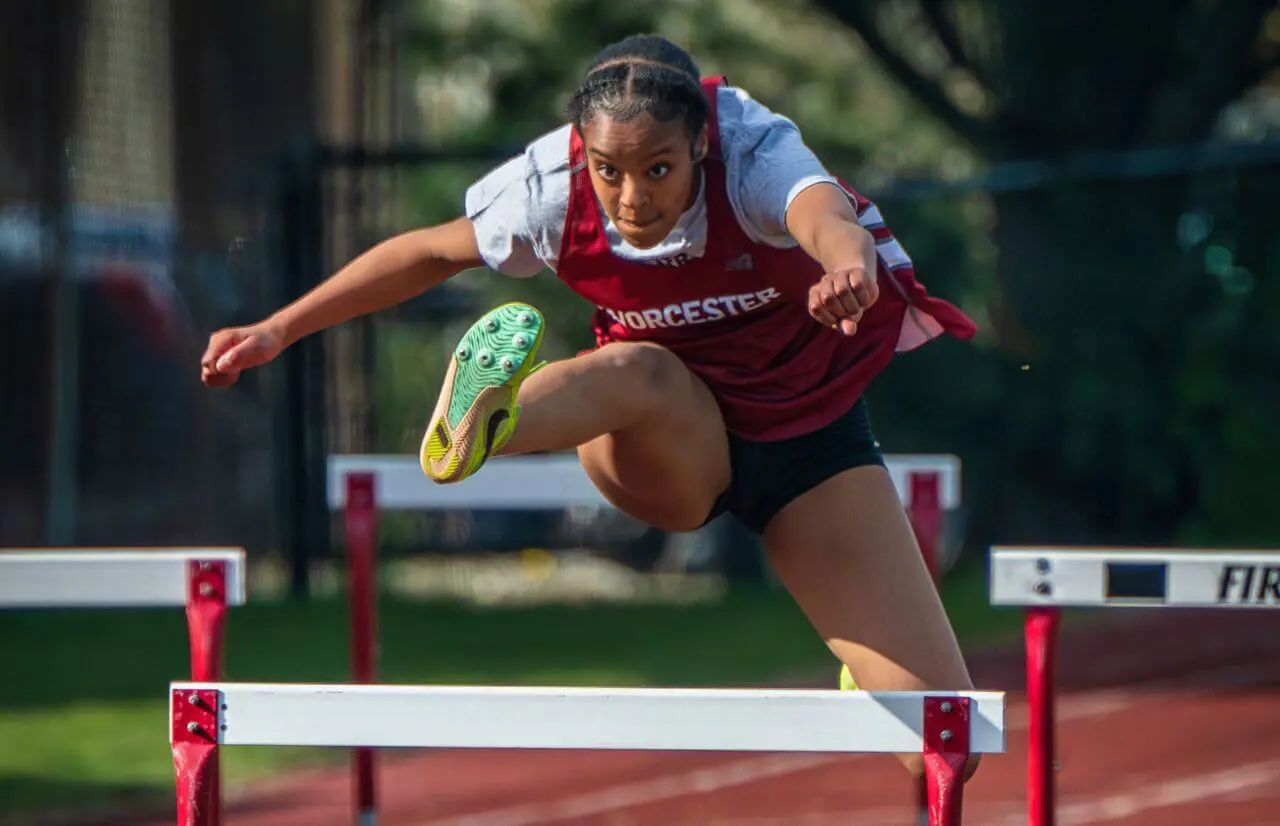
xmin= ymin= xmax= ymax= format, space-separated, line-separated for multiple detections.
xmin=594 ymin=342 xmax=696 ymax=416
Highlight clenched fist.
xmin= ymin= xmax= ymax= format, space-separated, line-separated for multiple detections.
xmin=808 ymin=265 xmax=879 ymax=336
xmin=200 ymin=321 xmax=287 ymax=388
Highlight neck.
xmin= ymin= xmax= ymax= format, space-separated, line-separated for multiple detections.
xmin=683 ymin=166 xmax=704 ymax=212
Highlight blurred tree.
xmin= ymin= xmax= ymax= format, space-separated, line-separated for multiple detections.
xmin=810 ymin=0 xmax=1280 ymax=547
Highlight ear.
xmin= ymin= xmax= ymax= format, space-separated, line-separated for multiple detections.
xmin=692 ymin=127 xmax=709 ymax=162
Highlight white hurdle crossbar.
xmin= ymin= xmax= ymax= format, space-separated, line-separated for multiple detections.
xmin=169 ymin=682 xmax=1005 ymax=826
xmin=0 ymin=548 xmax=247 ymax=609
xmin=2 ymin=547 xmax=247 ymax=826
xmin=327 ymin=452 xmax=962 ymax=514
xmin=990 ymin=546 xmax=1280 ymax=609
xmin=989 ymin=545 xmax=1280 ymax=826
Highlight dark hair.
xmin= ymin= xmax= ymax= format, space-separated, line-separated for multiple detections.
xmin=565 ymin=34 xmax=709 ymax=145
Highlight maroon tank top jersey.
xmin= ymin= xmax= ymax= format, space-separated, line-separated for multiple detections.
xmin=554 ymin=76 xmax=977 ymax=441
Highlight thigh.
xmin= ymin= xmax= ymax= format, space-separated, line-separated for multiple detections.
xmin=577 ymin=344 xmax=732 ymax=533
xmin=761 ymin=464 xmax=974 ymax=695
xmin=762 ymin=465 xmax=978 ymax=778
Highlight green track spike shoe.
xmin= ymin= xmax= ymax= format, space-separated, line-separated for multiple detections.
xmin=420 ymin=302 xmax=545 ymax=484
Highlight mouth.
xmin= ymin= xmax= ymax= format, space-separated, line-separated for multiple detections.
xmin=619 ymin=215 xmax=660 ymax=232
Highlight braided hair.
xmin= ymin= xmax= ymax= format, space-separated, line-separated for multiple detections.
xmin=565 ymin=34 xmax=710 ymax=148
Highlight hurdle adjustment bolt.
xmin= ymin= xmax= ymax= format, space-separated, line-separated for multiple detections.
xmin=1035 ymin=558 xmax=1051 ymax=574
xmin=187 ymin=693 xmax=201 ymax=706
xmin=199 ymin=583 xmax=216 ymax=597
xmin=1033 ymin=581 xmax=1052 ymax=596
xmin=940 ymin=701 xmax=953 ymax=713
xmin=939 ymin=729 xmax=953 ymax=742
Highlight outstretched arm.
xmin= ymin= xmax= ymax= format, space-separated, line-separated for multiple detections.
xmin=271 ymin=217 xmax=485 ymax=346
xmin=785 ymin=182 xmax=880 ymax=337
xmin=201 ymin=217 xmax=485 ymax=387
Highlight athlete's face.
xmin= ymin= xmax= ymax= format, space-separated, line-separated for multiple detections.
xmin=581 ymin=113 xmax=708 ymax=249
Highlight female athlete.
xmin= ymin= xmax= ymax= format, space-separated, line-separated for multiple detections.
xmin=201 ymin=34 xmax=981 ymax=780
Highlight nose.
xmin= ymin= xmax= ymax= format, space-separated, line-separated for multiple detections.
xmin=619 ymin=175 xmax=651 ymax=213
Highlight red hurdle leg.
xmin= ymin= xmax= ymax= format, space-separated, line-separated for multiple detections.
xmin=186 ymin=561 xmax=228 ymax=825
xmin=907 ymin=471 xmax=944 ymax=585
xmin=923 ymin=695 xmax=971 ymax=826
xmin=1025 ymin=607 xmax=1060 ymax=826
xmin=186 ymin=561 xmax=228 ymax=683
xmin=908 ymin=470 xmax=945 ymax=824
xmin=346 ymin=472 xmax=379 ymax=826
xmin=172 ymin=688 xmax=221 ymax=826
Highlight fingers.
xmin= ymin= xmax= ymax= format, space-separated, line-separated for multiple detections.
xmin=809 ymin=284 xmax=839 ymax=328
xmin=809 ymin=267 xmax=878 ymax=336
xmin=200 ymin=328 xmax=249 ymax=388
xmin=200 ymin=332 xmax=230 ymax=371
xmin=201 ymin=366 xmax=239 ymax=388
xmin=216 ymin=335 xmax=266 ymax=371
xmin=848 ymin=269 xmax=879 ymax=309
xmin=201 ymin=329 xmax=240 ymax=370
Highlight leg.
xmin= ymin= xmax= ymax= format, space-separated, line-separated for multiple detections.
xmin=504 ymin=342 xmax=731 ymax=531
xmin=421 ymin=303 xmax=730 ymax=531
xmin=761 ymin=465 xmax=980 ymax=780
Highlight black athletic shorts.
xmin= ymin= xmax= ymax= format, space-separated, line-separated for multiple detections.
xmin=703 ymin=398 xmax=886 ymax=535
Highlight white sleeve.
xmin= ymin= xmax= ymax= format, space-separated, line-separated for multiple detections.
xmin=463 ymin=155 xmax=548 ymax=278
xmin=462 ymin=125 xmax=574 ymax=277
xmin=719 ymin=86 xmax=840 ymax=248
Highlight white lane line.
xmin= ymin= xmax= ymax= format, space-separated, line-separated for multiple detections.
xmin=414 ymin=660 xmax=1278 ymax=826
xmin=720 ymin=759 xmax=1280 ymax=826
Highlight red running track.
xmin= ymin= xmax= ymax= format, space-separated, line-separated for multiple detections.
xmin=128 ymin=609 xmax=1280 ymax=826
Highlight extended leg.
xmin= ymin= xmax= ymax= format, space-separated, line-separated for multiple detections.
xmin=761 ymin=465 xmax=980 ymax=781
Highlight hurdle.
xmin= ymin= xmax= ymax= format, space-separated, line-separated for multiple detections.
xmin=326 ymin=451 xmax=963 ymax=826
xmin=169 ymin=681 xmax=1005 ymax=826
xmin=327 ymin=453 xmax=962 ymax=578
xmin=989 ymin=545 xmax=1280 ymax=826
xmin=0 ymin=547 xmax=247 ymax=825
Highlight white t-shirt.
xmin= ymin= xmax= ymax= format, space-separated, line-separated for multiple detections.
xmin=463 ymin=85 xmax=840 ymax=277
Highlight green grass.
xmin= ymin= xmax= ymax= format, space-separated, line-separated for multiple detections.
xmin=0 ymin=557 xmax=1015 ymax=822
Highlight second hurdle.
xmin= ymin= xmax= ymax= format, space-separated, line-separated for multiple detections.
xmin=989 ymin=545 xmax=1280 ymax=826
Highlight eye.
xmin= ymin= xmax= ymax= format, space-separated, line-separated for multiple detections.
xmin=648 ymin=163 xmax=671 ymax=180
xmin=596 ymin=164 xmax=619 ymax=183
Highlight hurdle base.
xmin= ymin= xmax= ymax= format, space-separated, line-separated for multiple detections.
xmin=922 ymin=695 xmax=970 ymax=826
xmin=1025 ymin=606 xmax=1061 ymax=826
xmin=172 ymin=688 xmax=221 ymax=826
xmin=173 ymin=741 xmax=218 ymax=826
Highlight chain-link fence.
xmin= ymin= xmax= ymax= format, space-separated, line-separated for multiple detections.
xmin=0 ymin=0 xmax=316 ymax=561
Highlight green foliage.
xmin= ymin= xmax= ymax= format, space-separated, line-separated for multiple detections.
xmin=824 ymin=0 xmax=1280 ymax=548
